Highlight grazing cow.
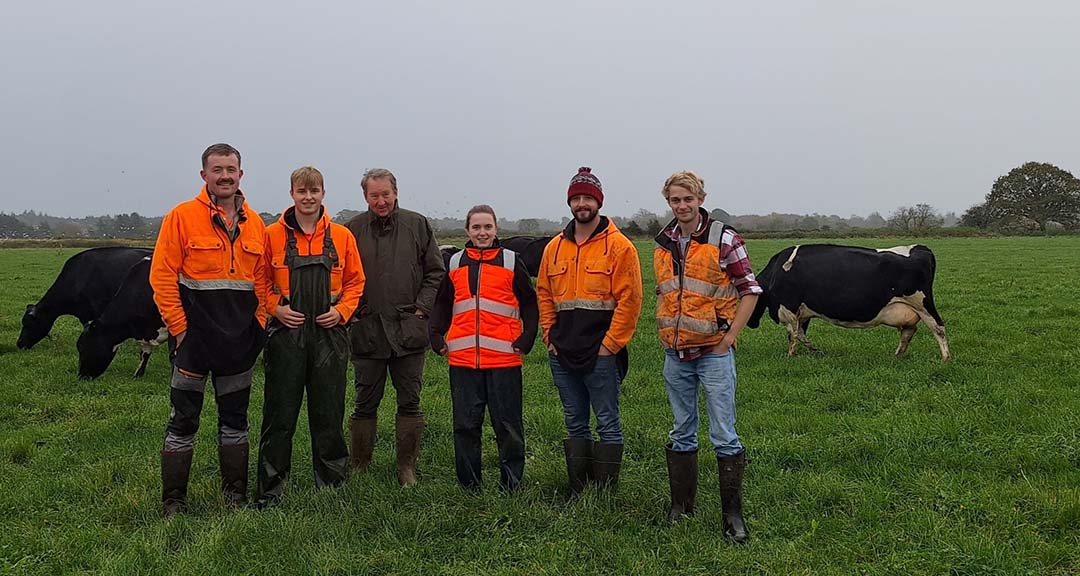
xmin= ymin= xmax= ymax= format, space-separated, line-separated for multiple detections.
xmin=439 ymin=236 xmax=548 ymax=277
xmin=18 ymin=247 xmax=153 ymax=349
xmin=747 ymin=244 xmax=951 ymax=361
xmin=76 ymin=257 xmax=167 ymax=379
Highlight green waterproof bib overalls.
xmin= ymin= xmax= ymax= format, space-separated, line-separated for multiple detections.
xmin=256 ymin=226 xmax=351 ymax=503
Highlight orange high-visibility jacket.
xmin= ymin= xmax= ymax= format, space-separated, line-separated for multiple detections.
xmin=654 ymin=214 xmax=740 ymax=351
xmin=150 ymin=188 xmax=268 ymax=338
xmin=263 ymin=207 xmax=365 ymax=324
xmin=434 ymin=244 xmax=539 ymax=369
xmin=536 ymin=217 xmax=642 ymax=373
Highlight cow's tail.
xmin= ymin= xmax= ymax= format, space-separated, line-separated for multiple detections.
xmin=916 ymin=245 xmax=946 ymax=326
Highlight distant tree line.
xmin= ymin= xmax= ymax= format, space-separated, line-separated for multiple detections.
xmin=4 ymin=162 xmax=1078 ymax=240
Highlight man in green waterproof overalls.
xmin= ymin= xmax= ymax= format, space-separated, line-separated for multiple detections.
xmin=255 ymin=166 xmax=366 ymax=507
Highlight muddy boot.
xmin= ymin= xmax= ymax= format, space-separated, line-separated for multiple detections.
xmin=161 ymin=449 xmax=193 ymax=518
xmin=349 ymin=417 xmax=377 ymax=472
xmin=395 ymin=415 xmax=424 ymax=487
xmin=219 ymin=442 xmax=249 ymax=507
xmin=718 ymin=450 xmax=749 ymax=543
xmin=592 ymin=442 xmax=624 ymax=493
xmin=563 ymin=438 xmax=592 ymax=497
xmin=666 ymin=444 xmax=698 ymax=524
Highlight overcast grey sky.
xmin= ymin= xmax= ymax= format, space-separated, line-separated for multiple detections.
xmin=2 ymin=1 xmax=1077 ymax=221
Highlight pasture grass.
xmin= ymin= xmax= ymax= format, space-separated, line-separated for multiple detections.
xmin=0 ymin=238 xmax=1078 ymax=575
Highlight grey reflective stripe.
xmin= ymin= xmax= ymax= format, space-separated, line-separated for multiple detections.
xmin=554 ymin=299 xmax=616 ymax=312
xmin=179 ymin=274 xmax=255 ymax=291
xmin=659 ymin=276 xmax=737 ymax=299
xmin=218 ymin=425 xmax=248 ymax=446
xmin=658 ymin=315 xmax=719 ymax=334
xmin=657 ymin=278 xmax=679 ymax=295
xmin=171 ymin=366 xmax=207 ymax=392
xmin=452 ymin=297 xmax=520 ymax=319
xmin=163 ymin=431 xmax=195 ymax=452
xmin=214 ymin=367 xmax=254 ymax=396
xmin=502 ymin=249 xmax=516 ymax=271
xmin=449 ymin=251 xmax=464 ymax=271
xmin=445 ymin=335 xmax=517 ymax=354
xmin=708 ymin=221 xmax=725 ymax=246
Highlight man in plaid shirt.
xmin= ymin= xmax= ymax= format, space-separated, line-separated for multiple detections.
xmin=653 ymin=171 xmax=761 ymax=542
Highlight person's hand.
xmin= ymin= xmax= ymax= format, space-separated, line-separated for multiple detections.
xmin=315 ymin=307 xmax=342 ymax=328
xmin=175 ymin=331 xmax=187 ymax=348
xmin=711 ymin=336 xmax=734 ymax=356
xmin=274 ymin=304 xmax=305 ymax=328
xmin=598 ymin=345 xmax=614 ymax=357
xmin=437 ymin=346 xmax=448 ymax=356
xmin=547 ymin=343 xmax=558 ymax=356
xmin=513 ymin=347 xmax=523 ymax=356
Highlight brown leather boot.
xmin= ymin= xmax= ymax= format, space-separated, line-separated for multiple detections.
xmin=395 ymin=415 xmax=424 ymax=487
xmin=665 ymin=444 xmax=698 ymax=524
xmin=219 ymin=442 xmax=249 ymax=507
xmin=349 ymin=417 xmax=377 ymax=472
xmin=718 ymin=450 xmax=749 ymax=543
xmin=161 ymin=449 xmax=193 ymax=518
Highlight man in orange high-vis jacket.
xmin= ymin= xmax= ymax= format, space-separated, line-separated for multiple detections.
xmin=536 ymin=167 xmax=643 ymax=497
xmin=429 ymin=205 xmax=538 ymax=492
xmin=150 ymin=143 xmax=269 ymax=517
xmin=653 ymin=171 xmax=761 ymax=542
xmin=254 ymin=166 xmax=365 ymax=508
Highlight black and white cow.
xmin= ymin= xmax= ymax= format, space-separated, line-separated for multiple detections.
xmin=76 ymin=257 xmax=167 ymax=379
xmin=18 ymin=247 xmax=153 ymax=350
xmin=747 ymin=244 xmax=951 ymax=361
xmin=437 ymin=235 xmax=548 ymax=278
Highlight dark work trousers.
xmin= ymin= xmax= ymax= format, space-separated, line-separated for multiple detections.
xmin=449 ymin=365 xmax=525 ymax=491
xmin=256 ymin=227 xmax=350 ymax=500
xmin=164 ymin=384 xmax=251 ymax=451
xmin=352 ymin=353 xmax=425 ymax=419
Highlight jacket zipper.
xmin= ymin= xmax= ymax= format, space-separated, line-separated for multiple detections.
xmin=672 ymin=241 xmax=686 ymax=350
xmin=474 ymin=248 xmax=484 ymax=369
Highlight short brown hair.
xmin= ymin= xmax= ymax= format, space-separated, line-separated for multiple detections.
xmin=290 ymin=166 xmax=324 ymax=191
xmin=201 ymin=143 xmax=241 ymax=169
xmin=662 ymin=170 xmax=706 ymax=201
xmin=465 ymin=204 xmax=497 ymax=228
xmin=361 ymin=168 xmax=397 ymax=194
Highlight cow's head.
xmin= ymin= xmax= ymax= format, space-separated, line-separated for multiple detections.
xmin=76 ymin=321 xmax=118 ymax=380
xmin=17 ymin=304 xmax=51 ymax=350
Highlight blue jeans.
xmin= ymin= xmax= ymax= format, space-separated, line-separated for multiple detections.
xmin=663 ymin=349 xmax=742 ymax=456
xmin=549 ymin=354 xmax=623 ymax=443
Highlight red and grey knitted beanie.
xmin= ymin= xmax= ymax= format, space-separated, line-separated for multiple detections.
xmin=567 ymin=166 xmax=604 ymax=207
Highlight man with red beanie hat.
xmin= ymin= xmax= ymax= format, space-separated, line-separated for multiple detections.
xmin=536 ymin=167 xmax=643 ymax=497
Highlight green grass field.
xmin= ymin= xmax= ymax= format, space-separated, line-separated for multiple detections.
xmin=1 ymin=238 xmax=1078 ymax=575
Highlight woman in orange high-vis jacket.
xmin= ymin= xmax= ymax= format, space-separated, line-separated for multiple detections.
xmin=254 ymin=167 xmax=365 ymax=508
xmin=429 ymin=205 xmax=538 ymax=492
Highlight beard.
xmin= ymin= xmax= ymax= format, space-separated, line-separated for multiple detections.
xmin=573 ymin=207 xmax=598 ymax=224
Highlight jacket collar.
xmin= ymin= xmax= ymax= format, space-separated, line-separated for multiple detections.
xmin=560 ymin=215 xmax=610 ymax=244
xmin=197 ymin=186 xmax=248 ymax=223
xmin=281 ymin=205 xmax=328 ymax=234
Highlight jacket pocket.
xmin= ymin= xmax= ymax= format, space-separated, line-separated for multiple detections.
xmin=582 ymin=260 xmax=613 ymax=296
xmin=237 ymin=238 xmax=264 ymax=278
xmin=349 ymin=313 xmax=380 ymax=356
xmin=186 ymin=236 xmax=224 ymax=274
xmin=399 ymin=309 xmax=429 ymax=351
xmin=545 ymin=261 xmax=571 ymax=297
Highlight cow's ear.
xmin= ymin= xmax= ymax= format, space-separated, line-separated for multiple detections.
xmin=25 ymin=304 xmax=36 ymax=315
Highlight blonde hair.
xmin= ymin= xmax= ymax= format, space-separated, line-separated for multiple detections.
xmin=662 ymin=170 xmax=706 ymax=201
xmin=465 ymin=204 xmax=498 ymax=228
xmin=290 ymin=166 xmax=324 ymax=191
